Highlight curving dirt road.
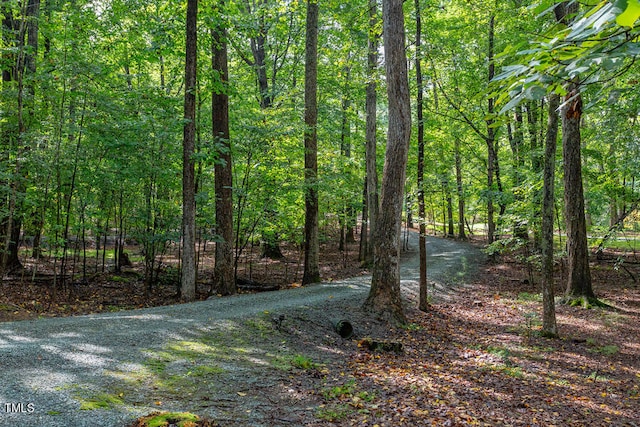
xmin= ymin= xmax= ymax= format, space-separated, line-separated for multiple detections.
xmin=0 ymin=233 xmax=483 ymax=426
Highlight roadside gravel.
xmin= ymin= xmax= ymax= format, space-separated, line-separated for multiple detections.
xmin=0 ymin=233 xmax=483 ymax=426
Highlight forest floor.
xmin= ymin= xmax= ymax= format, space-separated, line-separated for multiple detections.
xmin=1 ymin=231 xmax=639 ymax=426
xmin=0 ymin=236 xmax=366 ymax=322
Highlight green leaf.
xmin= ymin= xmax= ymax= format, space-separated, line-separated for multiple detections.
xmin=524 ymin=85 xmax=547 ymax=100
xmin=615 ymin=0 xmax=640 ymax=27
xmin=499 ymin=92 xmax=525 ymax=114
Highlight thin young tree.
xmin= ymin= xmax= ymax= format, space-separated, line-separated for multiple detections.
xmin=302 ymin=0 xmax=320 ymax=285
xmin=181 ymin=0 xmax=198 ymax=302
xmin=415 ymin=0 xmax=428 ymax=312
xmin=364 ymin=0 xmax=411 ymax=324
xmin=212 ymin=0 xmax=235 ymax=296
xmin=486 ymin=14 xmax=498 ymax=244
xmin=541 ymin=94 xmax=559 ymax=337
xmin=454 ymin=137 xmax=466 ymax=239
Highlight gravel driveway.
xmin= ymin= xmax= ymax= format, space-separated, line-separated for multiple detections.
xmin=0 ymin=233 xmax=483 ymax=426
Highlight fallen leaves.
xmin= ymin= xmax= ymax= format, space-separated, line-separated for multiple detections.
xmin=291 ymin=253 xmax=640 ymax=426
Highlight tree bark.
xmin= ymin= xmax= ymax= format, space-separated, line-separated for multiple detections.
xmin=1 ymin=0 xmax=40 ymax=274
xmin=212 ymin=1 xmax=235 ymax=296
xmin=181 ymin=0 xmax=198 ymax=302
xmin=302 ymin=0 xmax=320 ymax=285
xmin=527 ymin=100 xmax=544 ymax=250
xmin=510 ymin=105 xmax=528 ymax=240
xmin=454 ymin=137 xmax=466 ymax=239
xmin=244 ymin=0 xmax=272 ymax=109
xmin=562 ymin=82 xmax=594 ymax=300
xmin=364 ymin=0 xmax=411 ymax=324
xmin=364 ymin=0 xmax=380 ymax=266
xmin=541 ymin=94 xmax=559 ymax=337
xmin=415 ymin=0 xmax=428 ymax=312
xmin=486 ymin=15 xmax=497 ymax=244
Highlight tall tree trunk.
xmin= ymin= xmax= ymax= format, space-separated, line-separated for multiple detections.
xmin=562 ymin=82 xmax=594 ymax=301
xmin=486 ymin=14 xmax=497 ymax=244
xmin=553 ymin=2 xmax=594 ymax=302
xmin=364 ymin=0 xmax=380 ymax=266
xmin=527 ymin=100 xmax=544 ymax=249
xmin=1 ymin=0 xmax=40 ymax=274
xmin=541 ymin=94 xmax=559 ymax=337
xmin=302 ymin=0 xmax=320 ymax=285
xmin=181 ymin=0 xmax=198 ymax=302
xmin=510 ymin=105 xmax=528 ymax=240
xmin=339 ymin=63 xmax=355 ymax=248
xmin=212 ymin=1 xmax=235 ymax=296
xmin=364 ymin=0 xmax=411 ymax=325
xmin=415 ymin=0 xmax=428 ymax=312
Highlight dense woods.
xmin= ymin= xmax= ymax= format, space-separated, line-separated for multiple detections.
xmin=1 ymin=0 xmax=640 ymax=322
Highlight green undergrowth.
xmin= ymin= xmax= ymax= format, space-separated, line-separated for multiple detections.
xmin=585 ymin=338 xmax=620 ymax=356
xmin=138 ymin=411 xmax=198 ymax=427
xmin=316 ymin=378 xmax=377 ymax=423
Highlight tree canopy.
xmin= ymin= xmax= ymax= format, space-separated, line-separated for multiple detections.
xmin=1 ymin=0 xmax=640 ymax=320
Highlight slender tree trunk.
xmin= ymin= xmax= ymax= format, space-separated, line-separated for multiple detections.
xmin=302 ymin=0 xmax=320 ymax=285
xmin=541 ymin=94 xmax=559 ymax=337
xmin=181 ymin=0 xmax=198 ymax=302
xmin=454 ymin=137 xmax=466 ymax=239
xmin=446 ymin=185 xmax=454 ymax=237
xmin=364 ymin=0 xmax=411 ymax=325
xmin=364 ymin=0 xmax=379 ymax=266
xmin=510 ymin=105 xmax=528 ymax=240
xmin=359 ymin=179 xmax=368 ymax=262
xmin=415 ymin=0 xmax=428 ymax=312
xmin=486 ymin=15 xmax=497 ymax=243
xmin=527 ymin=100 xmax=544 ymax=249
xmin=339 ymin=64 xmax=355 ymax=248
xmin=212 ymin=2 xmax=235 ymax=296
xmin=253 ymin=29 xmax=270 ymax=108
xmin=562 ymin=82 xmax=594 ymax=301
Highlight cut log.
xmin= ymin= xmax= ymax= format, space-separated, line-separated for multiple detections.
xmin=236 ymin=278 xmax=280 ymax=292
xmin=332 ymin=319 xmax=353 ymax=339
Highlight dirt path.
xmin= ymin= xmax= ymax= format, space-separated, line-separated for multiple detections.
xmin=0 ymin=234 xmax=483 ymax=426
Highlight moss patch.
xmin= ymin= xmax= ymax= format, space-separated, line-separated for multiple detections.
xmin=129 ymin=411 xmax=218 ymax=427
xmin=78 ymin=392 xmax=124 ymax=410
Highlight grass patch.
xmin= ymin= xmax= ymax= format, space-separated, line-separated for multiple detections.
xmin=585 ymin=338 xmax=619 ymax=356
xmin=486 ymin=345 xmax=512 ymax=360
xmin=186 ymin=365 xmax=225 ymax=377
xmin=590 ymin=344 xmax=619 ymax=356
xmin=315 ymin=404 xmax=352 ymax=422
xmin=244 ymin=316 xmax=275 ymax=336
xmin=143 ymin=358 xmax=167 ymax=374
xmin=517 ymin=292 xmax=542 ymax=302
xmin=290 ymin=354 xmax=316 ymax=370
xmin=322 ymin=379 xmax=356 ymax=400
xmin=78 ymin=392 xmax=124 ymax=410
xmin=133 ymin=411 xmax=200 ymax=427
